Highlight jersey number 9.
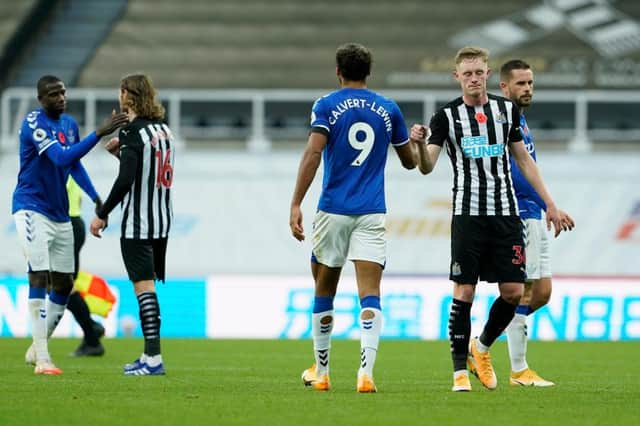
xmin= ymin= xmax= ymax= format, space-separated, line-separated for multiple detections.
xmin=348 ymin=122 xmax=375 ymax=166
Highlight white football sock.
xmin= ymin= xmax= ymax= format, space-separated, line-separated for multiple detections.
xmin=145 ymin=354 xmax=163 ymax=367
xmin=46 ymin=299 xmax=67 ymax=338
xmin=28 ymin=298 xmax=48 ymax=362
xmin=506 ymin=313 xmax=529 ymax=372
xmin=359 ymin=308 xmax=382 ymax=378
xmin=312 ymin=310 xmax=333 ymax=376
xmin=476 ymin=337 xmax=490 ymax=353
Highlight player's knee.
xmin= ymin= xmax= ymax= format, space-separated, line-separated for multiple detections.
xmin=49 ymin=272 xmax=74 ymax=295
xmin=454 ymin=284 xmax=475 ymax=302
xmin=500 ymin=286 xmax=524 ymax=305
xmin=28 ymin=271 xmax=48 ymax=288
xmin=504 ymin=293 xmax=522 ymax=305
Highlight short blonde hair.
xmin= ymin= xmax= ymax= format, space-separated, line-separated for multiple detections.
xmin=455 ymin=46 xmax=489 ymax=65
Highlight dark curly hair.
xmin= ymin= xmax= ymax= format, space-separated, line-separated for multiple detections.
xmin=336 ymin=43 xmax=372 ymax=82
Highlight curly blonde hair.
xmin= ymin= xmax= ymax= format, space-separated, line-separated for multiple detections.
xmin=120 ymin=74 xmax=165 ymax=120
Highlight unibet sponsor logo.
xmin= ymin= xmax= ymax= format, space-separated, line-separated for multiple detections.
xmin=461 ymin=135 xmax=504 ymax=158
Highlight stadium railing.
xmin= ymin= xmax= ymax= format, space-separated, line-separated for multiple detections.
xmin=1 ymin=88 xmax=639 ymax=153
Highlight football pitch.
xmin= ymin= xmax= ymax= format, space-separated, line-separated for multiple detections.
xmin=0 ymin=338 xmax=637 ymax=426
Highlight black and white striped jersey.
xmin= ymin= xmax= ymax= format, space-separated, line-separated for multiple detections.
xmin=98 ymin=117 xmax=175 ymax=239
xmin=428 ymin=93 xmax=522 ymax=216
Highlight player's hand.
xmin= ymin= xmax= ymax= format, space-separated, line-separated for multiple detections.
xmin=290 ymin=205 xmax=305 ymax=241
xmin=545 ymin=204 xmax=564 ymax=238
xmin=409 ymin=124 xmax=430 ymax=143
xmin=558 ymin=209 xmax=575 ymax=233
xmin=104 ymin=137 xmax=120 ymax=157
xmin=96 ymin=109 xmax=129 ymax=138
xmin=90 ymin=216 xmax=108 ymax=238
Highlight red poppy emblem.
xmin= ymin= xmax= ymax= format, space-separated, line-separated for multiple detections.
xmin=475 ymin=112 xmax=487 ymax=124
xmin=58 ymin=131 xmax=66 ymax=144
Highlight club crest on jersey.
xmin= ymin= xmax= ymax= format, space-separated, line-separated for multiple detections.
xmin=495 ymin=112 xmax=508 ymax=123
xmin=474 ymin=112 xmax=487 ymax=124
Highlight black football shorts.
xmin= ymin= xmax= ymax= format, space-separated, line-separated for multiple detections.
xmin=449 ymin=215 xmax=526 ymax=284
xmin=120 ymin=237 xmax=168 ymax=283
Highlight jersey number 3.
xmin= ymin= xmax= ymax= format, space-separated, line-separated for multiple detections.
xmin=348 ymin=122 xmax=374 ymax=166
xmin=155 ymin=149 xmax=173 ymax=188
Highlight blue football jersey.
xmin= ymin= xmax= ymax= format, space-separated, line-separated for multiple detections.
xmin=12 ymin=108 xmax=82 ymax=222
xmin=310 ymin=87 xmax=409 ymax=215
xmin=509 ymin=113 xmax=546 ymax=220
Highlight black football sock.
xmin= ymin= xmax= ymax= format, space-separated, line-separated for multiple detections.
xmin=449 ymin=298 xmax=472 ymax=372
xmin=479 ymin=296 xmax=517 ymax=347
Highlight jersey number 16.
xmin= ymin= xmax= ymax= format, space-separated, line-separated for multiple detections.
xmin=155 ymin=149 xmax=173 ymax=188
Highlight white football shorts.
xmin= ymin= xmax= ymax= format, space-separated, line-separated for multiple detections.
xmin=311 ymin=210 xmax=386 ymax=268
xmin=522 ymin=217 xmax=551 ymax=281
xmin=13 ymin=210 xmax=74 ymax=273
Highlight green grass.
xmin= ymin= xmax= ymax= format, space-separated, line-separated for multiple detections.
xmin=0 ymin=338 xmax=638 ymax=426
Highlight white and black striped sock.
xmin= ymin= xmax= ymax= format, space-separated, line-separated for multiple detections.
xmin=137 ymin=292 xmax=161 ymax=356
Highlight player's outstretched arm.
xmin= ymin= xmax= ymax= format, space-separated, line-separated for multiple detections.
xmin=289 ymin=132 xmax=326 ymax=242
xmin=43 ymin=132 xmax=101 ymax=167
xmin=41 ymin=112 xmax=128 ymax=167
xmin=410 ymin=124 xmax=440 ymax=175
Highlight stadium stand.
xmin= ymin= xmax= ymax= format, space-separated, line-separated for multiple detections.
xmin=10 ymin=0 xmax=127 ymax=87
xmin=0 ymin=0 xmax=37 ymax=87
xmin=78 ymin=0 xmax=528 ymax=89
xmin=0 ymin=2 xmax=35 ymax=51
xmin=78 ymin=0 xmax=640 ymax=90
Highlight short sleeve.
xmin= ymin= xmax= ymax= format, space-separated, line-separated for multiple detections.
xmin=390 ymin=101 xmax=409 ymax=146
xmin=427 ymin=109 xmax=449 ymax=147
xmin=508 ymin=103 xmax=523 ymax=143
xmin=310 ymin=97 xmax=330 ymax=134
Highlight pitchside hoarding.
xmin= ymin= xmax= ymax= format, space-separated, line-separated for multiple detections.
xmin=1 ymin=275 xmax=638 ymax=340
